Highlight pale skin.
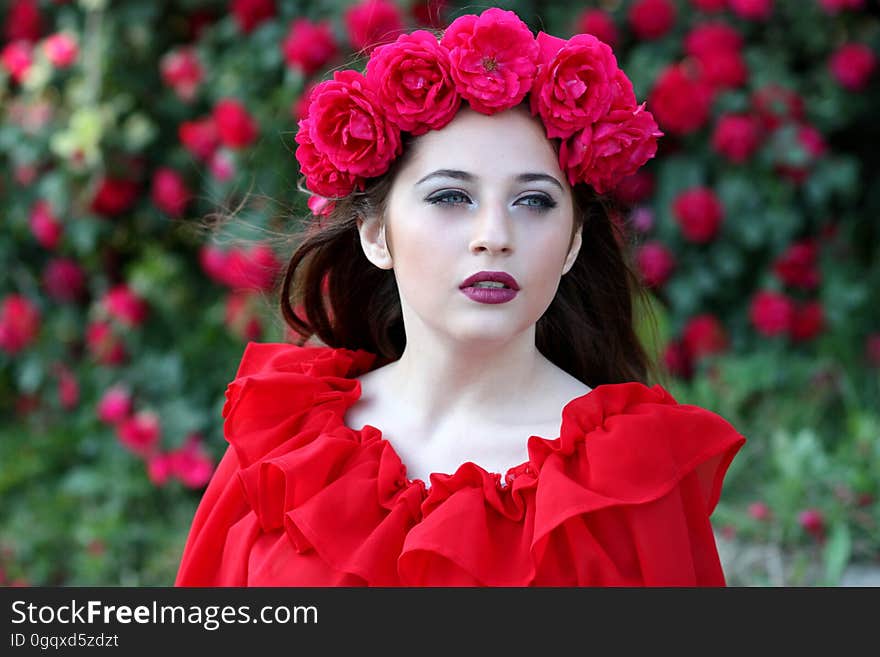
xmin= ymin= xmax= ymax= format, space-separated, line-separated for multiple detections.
xmin=346 ymin=105 xmax=593 ymax=484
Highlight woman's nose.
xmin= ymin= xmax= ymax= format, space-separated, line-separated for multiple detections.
xmin=468 ymin=201 xmax=514 ymax=255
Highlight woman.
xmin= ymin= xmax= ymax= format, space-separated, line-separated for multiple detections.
xmin=175 ymin=8 xmax=746 ymax=586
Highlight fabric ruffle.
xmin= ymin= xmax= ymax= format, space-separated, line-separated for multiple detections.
xmin=175 ymin=342 xmax=746 ymax=587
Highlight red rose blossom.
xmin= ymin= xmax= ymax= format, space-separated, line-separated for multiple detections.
xmin=212 ymin=98 xmax=258 ymax=149
xmin=1 ymin=40 xmax=33 ymax=84
xmin=281 ymin=19 xmax=337 ymax=76
xmin=230 ymin=0 xmax=275 ymax=34
xmin=712 ymin=113 xmax=762 ymax=163
xmin=530 ymin=31 xmax=621 ymax=139
xmin=649 ymin=63 xmax=714 ymax=136
xmin=411 ymin=0 xmax=448 ymax=30
xmin=306 ymin=69 xmax=402 ymax=177
xmin=0 ymin=294 xmax=40 ymax=355
xmin=345 ymin=0 xmax=404 ymax=54
xmin=29 ymin=200 xmax=63 ymax=249
xmin=684 ymin=22 xmax=743 ymax=58
xmin=682 ymin=314 xmax=729 ymax=360
xmin=179 ymin=116 xmax=220 ymax=160
xmin=576 ymin=9 xmax=618 ymax=48
xmin=612 ymin=170 xmax=655 ymax=205
xmin=798 ymin=508 xmax=825 ymax=541
xmin=749 ymin=290 xmax=795 ymax=336
xmin=160 ymin=47 xmax=203 ymax=102
xmin=663 ymin=339 xmax=694 ymax=379
xmin=97 ymin=384 xmax=132 ymax=425
xmin=559 ymin=104 xmax=663 ymax=195
xmin=5 ymin=0 xmax=42 ymax=43
xmin=672 ymin=187 xmax=724 ymax=243
xmin=628 ymin=0 xmax=676 ymax=41
xmin=151 ymin=167 xmax=192 ymax=218
xmin=295 ymin=118 xmax=362 ymax=198
xmin=224 ymin=244 xmax=282 ymax=291
xmin=752 ymin=84 xmax=804 ymax=131
xmin=729 ymin=0 xmax=773 ymax=20
xmin=90 ymin=177 xmax=139 ymax=217
xmin=86 ymin=321 xmax=127 ymax=365
xmin=103 ymin=284 xmax=149 ymax=327
xmin=773 ymin=239 xmax=820 ymax=289
xmin=829 ymin=43 xmax=876 ymax=92
xmin=53 ymin=363 xmax=79 ymax=410
xmin=440 ymin=8 xmax=538 ymax=115
xmin=365 ymin=30 xmax=461 ymax=135
xmin=42 ymin=32 xmax=78 ymax=68
xmin=169 ymin=434 xmax=215 ymax=488
xmin=116 ymin=410 xmax=161 ymax=458
xmin=42 ymin=258 xmax=85 ymax=302
xmin=225 ymin=290 xmax=263 ymax=341
xmin=748 ymin=501 xmax=772 ymax=521
xmin=636 ymin=241 xmax=676 ymax=288
xmin=790 ymin=300 xmax=825 ymax=342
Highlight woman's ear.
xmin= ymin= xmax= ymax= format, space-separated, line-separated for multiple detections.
xmin=562 ymin=223 xmax=583 ymax=276
xmin=356 ymin=214 xmax=394 ymax=270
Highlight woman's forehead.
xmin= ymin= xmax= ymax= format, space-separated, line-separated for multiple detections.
xmin=403 ymin=106 xmax=564 ymax=182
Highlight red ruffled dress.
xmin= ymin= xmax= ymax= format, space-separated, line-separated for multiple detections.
xmin=175 ymin=342 xmax=745 ymax=587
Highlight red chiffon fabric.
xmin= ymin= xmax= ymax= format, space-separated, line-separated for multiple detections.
xmin=175 ymin=342 xmax=745 ymax=587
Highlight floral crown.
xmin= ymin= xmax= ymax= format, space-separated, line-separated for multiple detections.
xmin=295 ymin=7 xmax=663 ymax=215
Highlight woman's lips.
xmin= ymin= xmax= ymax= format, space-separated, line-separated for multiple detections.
xmin=460 ymin=286 xmax=518 ymax=304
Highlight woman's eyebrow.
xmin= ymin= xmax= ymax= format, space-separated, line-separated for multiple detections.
xmin=415 ymin=169 xmax=563 ymax=191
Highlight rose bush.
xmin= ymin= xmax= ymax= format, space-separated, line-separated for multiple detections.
xmin=1 ymin=0 xmax=878 ymax=586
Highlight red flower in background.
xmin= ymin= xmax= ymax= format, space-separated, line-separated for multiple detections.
xmin=147 ymin=435 xmax=215 ymax=488
xmin=230 ymin=0 xmax=276 ymax=34
xmin=151 ymin=167 xmax=192 ymax=218
xmin=636 ymin=241 xmax=676 ymax=288
xmin=1 ymin=40 xmax=34 ymax=84
xmin=773 ymin=239 xmax=820 ymax=289
xmin=748 ymin=501 xmax=772 ymax=521
xmin=752 ymin=83 xmax=805 ymax=131
xmin=0 ymin=294 xmax=40 ymax=355
xmin=345 ymin=0 xmax=404 ymax=54
xmin=116 ymin=410 xmax=161 ymax=458
xmin=684 ymin=22 xmax=748 ymax=90
xmin=282 ymin=19 xmax=338 ymax=76
xmin=712 ymin=113 xmax=762 ymax=162
xmin=576 ymin=9 xmax=619 ymax=48
xmin=102 ymin=284 xmax=148 ymax=328
xmin=775 ymin=123 xmax=827 ymax=184
xmin=52 ymin=363 xmax=79 ymax=410
xmin=5 ymin=0 xmax=43 ymax=43
xmin=829 ymin=43 xmax=876 ymax=91
xmin=411 ymin=0 xmax=448 ymax=29
xmin=90 ymin=177 xmax=139 ymax=217
xmin=866 ymin=333 xmax=880 ymax=367
xmin=790 ymin=300 xmax=825 ymax=342
xmin=798 ymin=508 xmax=826 ymax=541
xmin=628 ymin=0 xmax=676 ymax=41
xmin=672 ymin=187 xmax=724 ymax=243
xmin=225 ymin=244 xmax=282 ymax=291
xmin=42 ymin=258 xmax=86 ymax=302
xmin=729 ymin=0 xmax=773 ymax=20
xmin=682 ymin=314 xmax=730 ymax=360
xmin=749 ymin=290 xmax=795 ymax=336
xmin=612 ymin=170 xmax=655 ymax=205
xmin=97 ymin=384 xmax=133 ymax=425
xmin=212 ymin=98 xmax=258 ymax=149
xmin=225 ymin=289 xmax=263 ymax=341
xmin=85 ymin=321 xmax=127 ymax=366
xmin=663 ymin=339 xmax=694 ymax=379
xmin=649 ymin=63 xmax=714 ymax=135
xmin=29 ymin=200 xmax=63 ymax=250
xmin=42 ymin=32 xmax=78 ymax=68
xmin=160 ymin=47 xmax=203 ymax=102
xmin=179 ymin=116 xmax=220 ymax=160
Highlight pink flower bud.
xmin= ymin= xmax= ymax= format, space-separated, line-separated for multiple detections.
xmin=96 ymin=384 xmax=132 ymax=425
xmin=42 ymin=32 xmax=78 ymax=67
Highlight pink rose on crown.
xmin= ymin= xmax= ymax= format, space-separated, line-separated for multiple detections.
xmin=307 ymin=69 xmax=402 ymax=178
xmin=531 ymin=31 xmax=621 ymax=139
xmin=560 ymin=103 xmax=663 ymax=195
xmin=295 ymin=118 xmax=362 ymax=198
xmin=365 ymin=30 xmax=461 ymax=135
xmin=440 ymin=7 xmax=538 ymax=115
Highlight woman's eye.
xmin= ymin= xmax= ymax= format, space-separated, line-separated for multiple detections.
xmin=427 ymin=191 xmax=471 ymax=206
xmin=517 ymin=195 xmax=556 ymax=210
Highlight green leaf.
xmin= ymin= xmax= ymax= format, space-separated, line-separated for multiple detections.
xmin=822 ymin=522 xmax=852 ymax=586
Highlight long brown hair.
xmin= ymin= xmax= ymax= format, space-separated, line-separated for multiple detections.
xmin=279 ymin=119 xmax=664 ymax=389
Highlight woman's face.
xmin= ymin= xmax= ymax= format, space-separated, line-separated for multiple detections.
xmin=358 ymin=105 xmax=582 ymax=346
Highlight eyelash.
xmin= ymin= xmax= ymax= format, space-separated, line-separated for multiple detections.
xmin=426 ymin=191 xmax=557 ymax=211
